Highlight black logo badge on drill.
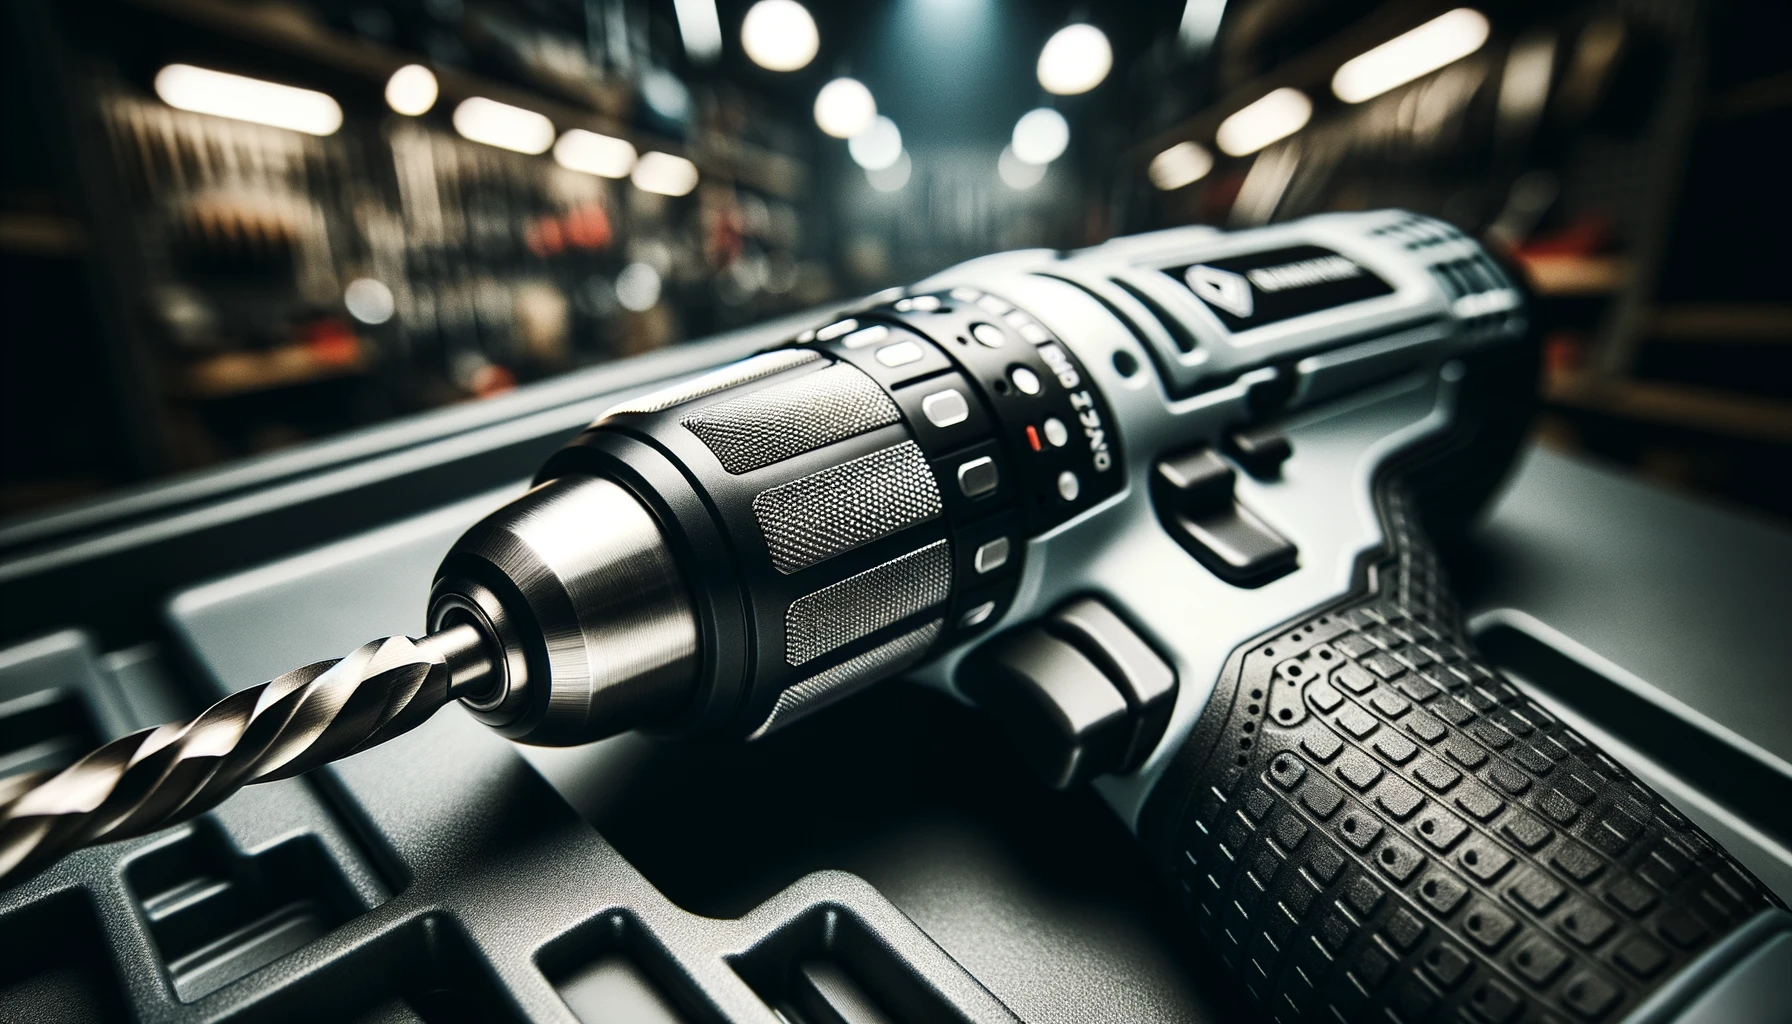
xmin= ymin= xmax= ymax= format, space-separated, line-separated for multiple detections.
xmin=1166 ymin=245 xmax=1394 ymax=332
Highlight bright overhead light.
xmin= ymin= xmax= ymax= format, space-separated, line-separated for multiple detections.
xmin=741 ymin=0 xmax=819 ymax=72
xmin=1216 ymin=87 xmax=1311 ymax=156
xmin=866 ymin=150 xmax=911 ymax=192
xmin=631 ymin=151 xmax=700 ymax=196
xmin=154 ymin=64 xmax=342 ymax=136
xmin=384 ymin=64 xmax=439 ymax=116
xmin=997 ymin=145 xmax=1046 ymax=190
xmin=554 ymin=129 xmax=637 ymax=178
xmin=814 ymin=77 xmax=876 ymax=139
xmin=1037 ymin=23 xmax=1112 ymax=96
xmin=1148 ymin=141 xmax=1213 ymax=190
xmin=673 ymin=0 xmax=723 ymax=63
xmin=1332 ymin=8 xmax=1491 ymax=103
xmin=616 ymin=263 xmax=663 ymax=312
xmin=848 ymin=116 xmax=903 ymax=171
xmin=344 ymin=279 xmax=395 ymax=325
xmin=1011 ymin=108 xmax=1069 ymax=165
xmin=452 ymin=97 xmax=554 ymax=154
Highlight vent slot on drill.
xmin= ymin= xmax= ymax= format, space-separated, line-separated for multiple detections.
xmin=125 ymin=820 xmax=362 ymax=1002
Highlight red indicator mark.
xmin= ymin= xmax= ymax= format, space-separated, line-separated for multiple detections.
xmin=1025 ymin=425 xmax=1042 ymax=452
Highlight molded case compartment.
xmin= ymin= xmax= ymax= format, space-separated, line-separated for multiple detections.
xmin=127 ymin=820 xmax=365 ymax=1001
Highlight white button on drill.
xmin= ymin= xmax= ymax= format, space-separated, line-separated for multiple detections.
xmin=1043 ymin=417 xmax=1069 ymax=447
xmin=958 ymin=456 xmax=999 ymax=499
xmin=875 ymin=340 xmax=923 ymax=367
xmin=842 ymin=324 xmax=890 ymax=349
xmin=974 ymin=537 xmax=1010 ymax=574
xmin=1009 ymin=366 xmax=1042 ymax=395
xmin=921 ymin=388 xmax=969 ymax=427
xmin=1057 ymin=470 xmax=1080 ymax=501
xmin=972 ymin=323 xmax=1006 ymax=348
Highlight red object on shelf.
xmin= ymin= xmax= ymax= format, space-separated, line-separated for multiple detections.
xmin=302 ymin=319 xmax=361 ymax=367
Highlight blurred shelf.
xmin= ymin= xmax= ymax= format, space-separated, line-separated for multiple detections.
xmin=115 ymin=0 xmax=805 ymax=197
xmin=1646 ymin=305 xmax=1792 ymax=343
xmin=172 ymin=345 xmax=369 ymax=398
xmin=1546 ymin=370 xmax=1792 ymax=443
xmin=1515 ymin=254 xmax=1628 ymax=297
xmin=1709 ymin=71 xmax=1792 ymax=119
xmin=0 ymin=214 xmax=85 ymax=256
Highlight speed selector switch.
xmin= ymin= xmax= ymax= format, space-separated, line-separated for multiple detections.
xmin=961 ymin=598 xmax=1176 ymax=789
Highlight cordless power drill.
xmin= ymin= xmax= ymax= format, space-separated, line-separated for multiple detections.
xmin=3 ymin=211 xmax=1785 ymax=1023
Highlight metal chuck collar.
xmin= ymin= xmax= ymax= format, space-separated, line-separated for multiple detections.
xmin=429 ymin=474 xmax=701 ymax=746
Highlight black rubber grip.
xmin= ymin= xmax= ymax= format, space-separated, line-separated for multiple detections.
xmin=1141 ymin=484 xmax=1783 ymax=1024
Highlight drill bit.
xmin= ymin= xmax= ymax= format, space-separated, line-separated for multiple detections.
xmin=0 ymin=624 xmax=494 ymax=890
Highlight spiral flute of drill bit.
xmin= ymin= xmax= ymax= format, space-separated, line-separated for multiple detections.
xmin=0 ymin=625 xmax=493 ymax=889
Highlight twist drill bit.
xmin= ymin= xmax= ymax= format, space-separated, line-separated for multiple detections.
xmin=0 ymin=624 xmax=494 ymax=889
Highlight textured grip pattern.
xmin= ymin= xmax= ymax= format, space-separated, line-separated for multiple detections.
xmin=752 ymin=441 xmax=943 ymax=574
xmin=1152 ymin=486 xmax=1780 ymax=1024
xmin=785 ymin=540 xmax=951 ymax=666
xmin=683 ymin=361 xmax=900 ymax=474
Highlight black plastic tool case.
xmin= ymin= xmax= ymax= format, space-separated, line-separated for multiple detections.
xmin=2 ymin=322 xmax=1789 ymax=1023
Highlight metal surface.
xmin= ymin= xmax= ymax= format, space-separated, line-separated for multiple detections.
xmin=0 ymin=624 xmax=491 ymax=888
xmin=431 ymin=474 xmax=700 ymax=745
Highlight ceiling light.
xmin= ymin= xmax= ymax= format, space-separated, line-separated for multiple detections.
xmin=1148 ymin=141 xmax=1213 ymax=190
xmin=616 ymin=263 xmax=663 ymax=311
xmin=1037 ymin=24 xmax=1112 ymax=96
xmin=997 ymin=145 xmax=1046 ymax=190
xmin=344 ymin=279 xmax=395 ymax=325
xmin=866 ymin=150 xmax=912 ymax=192
xmin=1011 ymin=108 xmax=1069 ymax=165
xmin=741 ymin=0 xmax=819 ymax=72
xmin=631 ymin=151 xmax=700 ymax=196
xmin=673 ymin=0 xmax=723 ymax=63
xmin=554 ymin=129 xmax=637 ymax=178
xmin=1332 ymin=8 xmax=1491 ymax=104
xmin=848 ymin=116 xmax=903 ymax=171
xmin=1215 ymin=87 xmax=1311 ymax=156
xmin=452 ymin=97 xmax=554 ymax=154
xmin=154 ymin=65 xmax=342 ymax=136
xmin=814 ymin=77 xmax=876 ymax=139
xmin=384 ymin=64 xmax=439 ymax=116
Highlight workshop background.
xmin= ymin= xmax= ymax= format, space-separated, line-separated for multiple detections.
xmin=1 ymin=0 xmax=1788 ymax=523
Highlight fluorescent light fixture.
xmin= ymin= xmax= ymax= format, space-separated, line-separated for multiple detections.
xmin=1037 ymin=23 xmax=1112 ymax=96
xmin=154 ymin=64 xmax=342 ymax=136
xmin=344 ymin=279 xmax=395 ymax=325
xmin=1178 ymin=0 xmax=1228 ymax=55
xmin=814 ymin=77 xmax=876 ymax=139
xmin=848 ymin=116 xmax=903 ymax=171
xmin=741 ymin=0 xmax=819 ymax=72
xmin=673 ymin=0 xmax=723 ymax=63
xmin=1215 ymin=87 xmax=1311 ymax=156
xmin=1332 ymin=8 xmax=1491 ymax=103
xmin=1148 ymin=141 xmax=1213 ymax=190
xmin=385 ymin=64 xmax=438 ymax=116
xmin=631 ymin=151 xmax=700 ymax=196
xmin=997 ymin=145 xmax=1046 ymax=190
xmin=554 ymin=129 xmax=638 ymax=178
xmin=866 ymin=150 xmax=911 ymax=192
xmin=1011 ymin=108 xmax=1069 ymax=165
xmin=452 ymin=97 xmax=554 ymax=154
